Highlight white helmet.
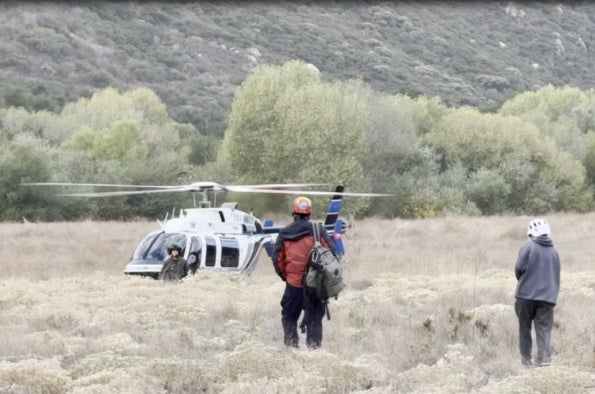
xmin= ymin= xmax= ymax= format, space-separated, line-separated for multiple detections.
xmin=527 ymin=218 xmax=551 ymax=237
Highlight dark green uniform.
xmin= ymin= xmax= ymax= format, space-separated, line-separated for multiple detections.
xmin=159 ymin=257 xmax=188 ymax=281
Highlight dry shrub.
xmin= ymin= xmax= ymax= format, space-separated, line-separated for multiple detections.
xmin=478 ymin=365 xmax=595 ymax=393
xmin=396 ymin=344 xmax=486 ymax=393
xmin=215 ymin=341 xmax=291 ymax=384
xmin=148 ymin=358 xmax=213 ymax=393
xmin=0 ymin=358 xmax=70 ymax=394
xmin=0 ymin=214 xmax=594 ymax=393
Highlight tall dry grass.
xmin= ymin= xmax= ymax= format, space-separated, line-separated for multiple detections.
xmin=0 ymin=214 xmax=594 ymax=393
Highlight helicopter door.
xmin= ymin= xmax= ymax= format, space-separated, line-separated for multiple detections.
xmin=220 ymin=237 xmax=240 ymax=268
xmin=204 ymin=236 xmax=217 ymax=267
xmin=187 ymin=236 xmax=202 ymax=274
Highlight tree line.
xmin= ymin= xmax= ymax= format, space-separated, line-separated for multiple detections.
xmin=1 ymin=60 xmax=594 ymax=221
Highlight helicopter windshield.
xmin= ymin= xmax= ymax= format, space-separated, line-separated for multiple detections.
xmin=133 ymin=232 xmax=187 ymax=262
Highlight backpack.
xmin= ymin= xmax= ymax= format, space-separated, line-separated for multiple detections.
xmin=304 ymin=222 xmax=345 ymax=299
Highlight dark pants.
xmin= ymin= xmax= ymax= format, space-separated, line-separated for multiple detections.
xmin=303 ymin=291 xmax=326 ymax=349
xmin=515 ymin=298 xmax=554 ymax=365
xmin=280 ymin=284 xmax=326 ymax=349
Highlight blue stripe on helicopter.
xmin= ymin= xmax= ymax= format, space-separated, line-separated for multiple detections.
xmin=333 ymin=219 xmax=345 ymax=256
xmin=328 ymin=199 xmax=341 ymax=214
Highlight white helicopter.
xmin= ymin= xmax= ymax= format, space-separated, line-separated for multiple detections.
xmin=24 ymin=181 xmax=389 ymax=278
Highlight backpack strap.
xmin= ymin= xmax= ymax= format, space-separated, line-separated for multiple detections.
xmin=312 ymin=222 xmax=321 ymax=243
xmin=304 ymin=222 xmax=319 ymax=279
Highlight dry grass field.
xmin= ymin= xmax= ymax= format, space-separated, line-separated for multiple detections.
xmin=0 ymin=214 xmax=594 ymax=393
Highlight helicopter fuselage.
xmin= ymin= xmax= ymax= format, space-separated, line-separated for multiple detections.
xmin=123 ymin=203 xmax=275 ymax=278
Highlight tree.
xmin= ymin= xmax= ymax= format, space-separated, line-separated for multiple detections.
xmin=63 ymin=121 xmax=146 ymax=163
xmin=223 ymin=61 xmax=373 ymax=215
xmin=466 ymin=168 xmax=511 ymax=215
xmin=421 ymin=107 xmax=592 ymax=213
xmin=499 ymin=85 xmax=594 ymax=161
xmin=0 ymin=135 xmax=56 ymax=220
xmin=0 ymin=87 xmax=206 ymax=220
xmin=584 ymin=131 xmax=595 ymax=189
xmin=500 ymin=85 xmax=588 ymax=123
xmin=375 ymin=148 xmax=479 ymax=218
xmin=363 ymin=93 xmax=449 ymax=194
xmin=30 ymin=86 xmax=196 ymax=165
xmin=224 ymin=60 xmax=321 ymax=184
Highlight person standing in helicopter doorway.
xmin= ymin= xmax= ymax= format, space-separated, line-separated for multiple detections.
xmin=514 ymin=218 xmax=560 ymax=367
xmin=159 ymin=243 xmax=189 ymax=281
xmin=271 ymin=196 xmax=336 ymax=349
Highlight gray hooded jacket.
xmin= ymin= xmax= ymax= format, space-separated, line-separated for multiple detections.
xmin=514 ymin=235 xmax=560 ymax=305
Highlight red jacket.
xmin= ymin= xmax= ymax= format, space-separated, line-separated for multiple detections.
xmin=272 ymin=218 xmax=334 ymax=288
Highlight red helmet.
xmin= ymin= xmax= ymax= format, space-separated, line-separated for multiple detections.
xmin=292 ymin=196 xmax=312 ymax=215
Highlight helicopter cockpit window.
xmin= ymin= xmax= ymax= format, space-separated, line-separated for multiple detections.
xmin=220 ymin=237 xmax=240 ymax=268
xmin=205 ymin=236 xmax=217 ymax=267
xmin=132 ymin=232 xmax=161 ymax=260
xmin=135 ymin=233 xmax=187 ymax=262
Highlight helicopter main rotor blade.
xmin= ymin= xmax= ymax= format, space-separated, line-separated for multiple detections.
xmin=58 ymin=188 xmax=191 ymax=197
xmin=24 ymin=181 xmax=389 ymax=198
xmin=25 ymin=182 xmax=328 ymax=191
xmin=224 ymin=186 xmax=392 ymax=197
xmin=23 ymin=182 xmax=179 ymax=189
xmin=228 ymin=183 xmax=329 ymax=189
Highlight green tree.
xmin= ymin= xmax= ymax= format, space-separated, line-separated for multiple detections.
xmin=0 ymin=135 xmax=56 ymax=220
xmin=499 ymin=85 xmax=594 ymax=160
xmin=223 ymin=61 xmax=373 ymax=215
xmin=421 ymin=108 xmax=538 ymax=171
xmin=376 ymin=148 xmax=479 ymax=218
xmin=421 ymin=107 xmax=592 ymax=213
xmin=61 ymin=126 xmax=96 ymax=151
xmin=187 ymin=132 xmax=221 ymax=166
xmin=466 ymin=168 xmax=511 ymax=215
xmin=584 ymin=131 xmax=595 ymax=189
xmin=2 ymin=87 xmax=204 ymax=220
xmin=224 ymin=60 xmax=321 ymax=184
xmin=500 ymin=85 xmax=587 ymax=121
xmin=56 ymin=87 xmax=196 ymax=183
xmin=63 ymin=121 xmax=146 ymax=163
xmin=364 ymin=93 xmax=449 ymax=194
xmin=37 ymin=87 xmax=194 ymax=163
xmin=1 ymin=107 xmax=56 ymax=140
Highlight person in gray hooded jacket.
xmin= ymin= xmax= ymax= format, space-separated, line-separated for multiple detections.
xmin=514 ymin=218 xmax=560 ymax=367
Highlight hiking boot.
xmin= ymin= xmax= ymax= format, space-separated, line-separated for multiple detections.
xmin=307 ymin=342 xmax=321 ymax=350
xmin=521 ymin=358 xmax=533 ymax=367
xmin=284 ymin=338 xmax=298 ymax=348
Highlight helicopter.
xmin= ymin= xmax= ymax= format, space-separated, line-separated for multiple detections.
xmin=23 ymin=181 xmax=390 ymax=278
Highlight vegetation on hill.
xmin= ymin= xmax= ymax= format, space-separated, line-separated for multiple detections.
xmin=1 ymin=2 xmax=594 ymax=134
xmin=1 ymin=3 xmax=595 ymax=220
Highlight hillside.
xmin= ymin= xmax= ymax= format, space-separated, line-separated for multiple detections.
xmin=1 ymin=1 xmax=594 ymax=135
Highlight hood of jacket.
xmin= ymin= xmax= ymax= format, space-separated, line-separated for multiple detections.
xmin=279 ymin=217 xmax=312 ymax=241
xmin=532 ymin=235 xmax=553 ymax=247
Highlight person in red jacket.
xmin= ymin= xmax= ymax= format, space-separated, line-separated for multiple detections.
xmin=272 ymin=196 xmax=335 ymax=349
